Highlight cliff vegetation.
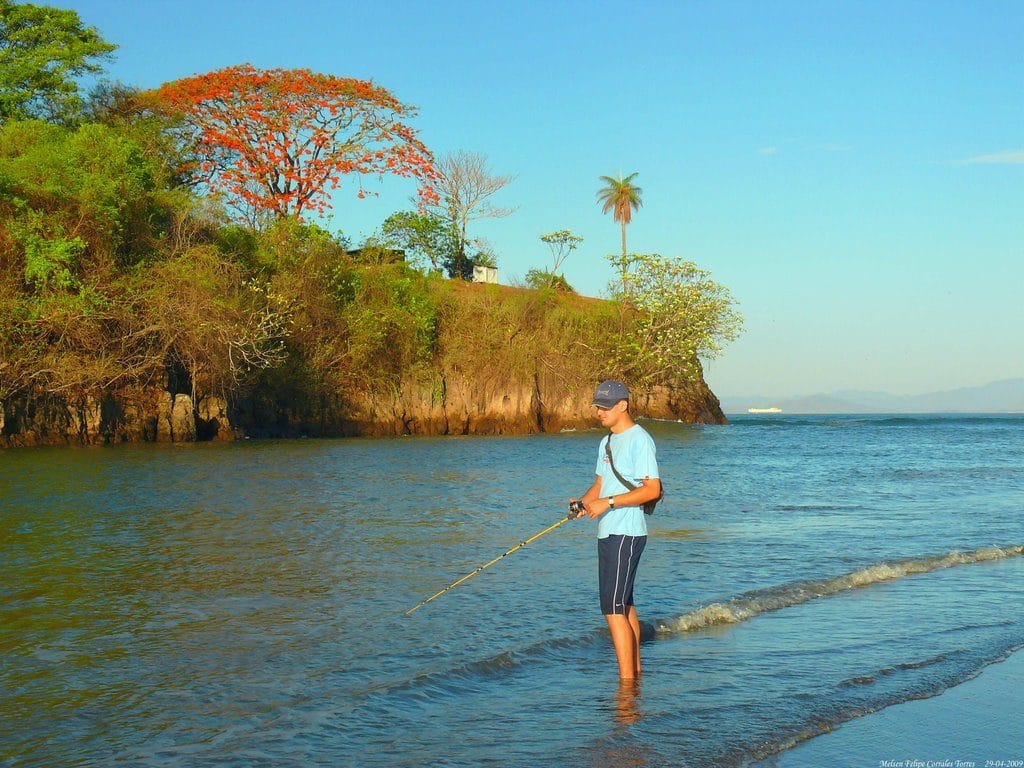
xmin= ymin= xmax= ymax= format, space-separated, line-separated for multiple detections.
xmin=0 ymin=4 xmax=739 ymax=446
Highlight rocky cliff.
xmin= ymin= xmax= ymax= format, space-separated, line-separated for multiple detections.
xmin=0 ymin=370 xmax=725 ymax=447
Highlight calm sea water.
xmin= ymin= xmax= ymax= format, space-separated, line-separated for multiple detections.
xmin=2 ymin=414 xmax=1023 ymax=767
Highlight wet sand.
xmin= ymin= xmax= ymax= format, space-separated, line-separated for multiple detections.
xmin=758 ymin=646 xmax=1024 ymax=768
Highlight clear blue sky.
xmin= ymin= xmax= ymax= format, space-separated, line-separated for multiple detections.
xmin=67 ymin=0 xmax=1023 ymax=398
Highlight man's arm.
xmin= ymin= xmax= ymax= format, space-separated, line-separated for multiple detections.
xmin=583 ymin=477 xmax=661 ymax=519
xmin=579 ymin=475 xmax=602 ymax=506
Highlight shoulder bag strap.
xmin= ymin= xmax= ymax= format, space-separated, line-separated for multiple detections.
xmin=605 ymin=433 xmax=637 ymax=491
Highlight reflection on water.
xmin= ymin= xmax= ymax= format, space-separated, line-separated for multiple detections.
xmin=615 ymin=678 xmax=643 ymax=726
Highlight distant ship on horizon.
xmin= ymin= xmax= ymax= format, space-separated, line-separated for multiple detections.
xmin=747 ymin=407 xmax=783 ymax=414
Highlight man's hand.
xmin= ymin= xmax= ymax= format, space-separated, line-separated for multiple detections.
xmin=583 ymin=497 xmax=611 ymax=519
xmin=575 ymin=477 xmax=603 ymax=519
xmin=568 ymin=498 xmax=587 ymax=520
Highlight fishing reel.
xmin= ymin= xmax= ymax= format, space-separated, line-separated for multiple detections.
xmin=568 ymin=499 xmax=586 ymax=520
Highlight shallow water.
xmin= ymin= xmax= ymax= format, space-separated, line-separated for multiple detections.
xmin=2 ymin=414 xmax=1023 ymax=766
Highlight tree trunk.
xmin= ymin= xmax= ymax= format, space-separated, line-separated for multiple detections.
xmin=620 ymin=221 xmax=629 ymax=292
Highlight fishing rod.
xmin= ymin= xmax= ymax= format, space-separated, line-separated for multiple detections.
xmin=404 ymin=502 xmax=584 ymax=616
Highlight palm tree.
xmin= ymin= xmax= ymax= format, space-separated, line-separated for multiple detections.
xmin=596 ymin=172 xmax=643 ymax=258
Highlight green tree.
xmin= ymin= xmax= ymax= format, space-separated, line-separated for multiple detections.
xmin=608 ymin=252 xmax=743 ymax=385
xmin=596 ymin=172 xmax=642 ymax=278
xmin=380 ymin=210 xmax=454 ymax=273
xmin=468 ymin=237 xmax=498 ymax=271
xmin=0 ymin=119 xmax=171 ymax=399
xmin=335 ymin=263 xmax=441 ymax=387
xmin=0 ymin=1 xmax=116 ymax=124
xmin=0 ymin=120 xmax=181 ymax=264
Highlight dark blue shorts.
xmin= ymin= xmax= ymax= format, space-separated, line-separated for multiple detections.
xmin=598 ymin=534 xmax=647 ymax=615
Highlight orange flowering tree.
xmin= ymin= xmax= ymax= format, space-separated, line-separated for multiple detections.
xmin=150 ymin=64 xmax=437 ymax=223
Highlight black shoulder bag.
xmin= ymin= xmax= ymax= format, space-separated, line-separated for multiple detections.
xmin=604 ymin=434 xmax=663 ymax=516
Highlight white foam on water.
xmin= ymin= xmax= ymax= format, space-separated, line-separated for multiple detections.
xmin=658 ymin=544 xmax=1024 ymax=635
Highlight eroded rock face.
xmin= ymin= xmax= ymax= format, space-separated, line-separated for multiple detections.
xmin=1 ymin=370 xmax=724 ymax=448
xmin=62 ymin=395 xmax=103 ymax=444
xmin=198 ymin=396 xmax=232 ymax=441
xmin=155 ymin=391 xmax=173 ymax=442
xmin=638 ymin=382 xmax=725 ymax=424
xmin=332 ymin=371 xmax=725 ymax=438
xmin=155 ymin=393 xmax=198 ymax=442
xmin=171 ymin=395 xmax=196 ymax=442
xmin=1 ymin=388 xmax=235 ymax=447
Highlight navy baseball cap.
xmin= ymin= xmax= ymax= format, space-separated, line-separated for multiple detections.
xmin=592 ymin=380 xmax=629 ymax=408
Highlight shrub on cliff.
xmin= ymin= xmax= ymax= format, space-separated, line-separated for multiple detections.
xmin=239 ymin=219 xmax=442 ymax=397
xmin=0 ymin=118 xmax=291 ymax=402
xmin=607 ymin=252 xmax=744 ymax=386
xmin=524 ymin=269 xmax=575 ymax=294
xmin=0 ymin=118 xmax=189 ymax=398
xmin=0 ymin=120 xmax=182 ymax=264
xmin=134 ymin=245 xmax=292 ymax=400
xmin=235 ymin=220 xmax=620 ymax=415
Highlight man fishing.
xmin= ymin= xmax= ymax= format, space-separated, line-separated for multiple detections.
xmin=572 ymin=380 xmax=661 ymax=680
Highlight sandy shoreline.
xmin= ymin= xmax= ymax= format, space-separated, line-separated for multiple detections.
xmin=757 ymin=646 xmax=1024 ymax=767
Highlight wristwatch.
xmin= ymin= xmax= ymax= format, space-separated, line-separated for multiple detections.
xmin=607 ymin=496 xmax=616 ymax=509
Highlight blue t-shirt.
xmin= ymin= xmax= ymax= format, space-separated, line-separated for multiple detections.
xmin=594 ymin=423 xmax=659 ymax=539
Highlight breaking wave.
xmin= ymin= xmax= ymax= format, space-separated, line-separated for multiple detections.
xmin=657 ymin=544 xmax=1024 ymax=635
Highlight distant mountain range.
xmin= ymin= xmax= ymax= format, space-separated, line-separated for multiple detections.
xmin=720 ymin=378 xmax=1024 ymax=414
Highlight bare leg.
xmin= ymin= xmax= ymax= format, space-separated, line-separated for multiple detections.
xmin=605 ymin=612 xmax=639 ymax=679
xmin=627 ymin=605 xmax=642 ymax=675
